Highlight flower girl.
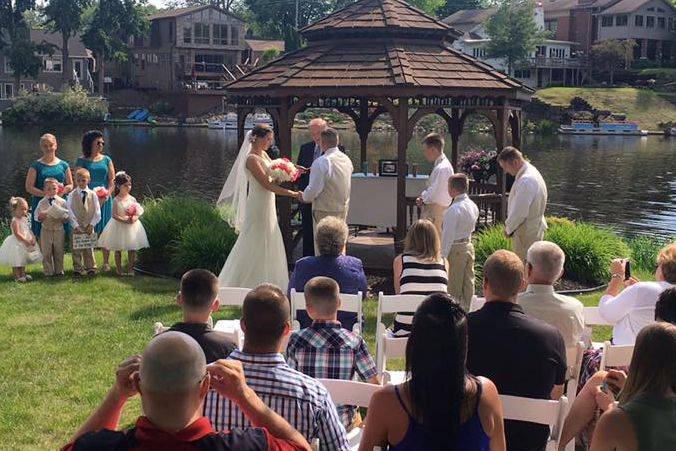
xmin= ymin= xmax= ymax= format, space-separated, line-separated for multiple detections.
xmin=0 ymin=197 xmax=42 ymax=282
xmin=97 ymin=172 xmax=149 ymax=276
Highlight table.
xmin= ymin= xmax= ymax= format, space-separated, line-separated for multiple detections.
xmin=347 ymin=173 xmax=429 ymax=228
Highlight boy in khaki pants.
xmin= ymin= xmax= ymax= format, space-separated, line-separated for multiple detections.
xmin=35 ymin=178 xmax=68 ymax=276
xmin=440 ymin=174 xmax=479 ymax=311
xmin=67 ymin=168 xmax=101 ymax=276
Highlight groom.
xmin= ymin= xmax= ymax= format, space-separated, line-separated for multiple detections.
xmin=301 ymin=127 xmax=353 ymax=255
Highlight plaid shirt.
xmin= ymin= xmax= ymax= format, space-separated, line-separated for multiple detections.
xmin=286 ymin=321 xmax=378 ymax=428
xmin=204 ymin=350 xmax=349 ymax=451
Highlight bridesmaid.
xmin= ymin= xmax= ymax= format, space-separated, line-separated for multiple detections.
xmin=75 ymin=130 xmax=116 ymax=271
xmin=25 ymin=134 xmax=74 ymax=237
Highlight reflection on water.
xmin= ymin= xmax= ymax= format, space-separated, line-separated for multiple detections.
xmin=0 ymin=125 xmax=674 ymax=238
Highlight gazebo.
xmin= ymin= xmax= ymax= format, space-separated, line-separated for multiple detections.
xmin=225 ymin=0 xmax=533 ymax=256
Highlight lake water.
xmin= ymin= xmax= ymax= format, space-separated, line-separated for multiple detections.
xmin=1 ymin=125 xmax=674 ymax=239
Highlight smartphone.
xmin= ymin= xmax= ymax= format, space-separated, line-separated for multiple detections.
xmin=625 ymin=260 xmax=632 ymax=281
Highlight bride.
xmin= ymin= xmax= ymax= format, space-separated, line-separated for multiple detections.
xmin=217 ymin=124 xmax=300 ymax=291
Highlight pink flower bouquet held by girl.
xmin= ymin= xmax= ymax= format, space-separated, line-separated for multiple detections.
xmin=94 ymin=186 xmax=109 ymax=201
xmin=124 ymin=202 xmax=144 ymax=219
xmin=268 ymin=158 xmax=299 ymax=184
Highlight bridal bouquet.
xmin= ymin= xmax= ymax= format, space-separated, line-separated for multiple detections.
xmin=94 ymin=187 xmax=109 ymax=201
xmin=268 ymin=158 xmax=299 ymax=184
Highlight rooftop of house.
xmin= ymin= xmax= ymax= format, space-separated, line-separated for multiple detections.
xmin=601 ymin=0 xmax=675 ymax=14
xmin=30 ymin=29 xmax=92 ymax=58
xmin=149 ymin=5 xmax=244 ymax=22
xmin=442 ymin=8 xmax=497 ymax=32
xmin=245 ymin=39 xmax=285 ymax=52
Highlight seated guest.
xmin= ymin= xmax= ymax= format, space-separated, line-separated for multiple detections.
xmin=62 ymin=332 xmax=310 ymax=450
xmin=590 ymin=322 xmax=676 ymax=451
xmin=168 ymin=269 xmax=236 ymax=363
xmin=558 ymin=286 xmax=676 ymax=450
xmin=286 ymin=276 xmax=380 ymax=431
xmin=517 ymin=241 xmax=585 ymax=346
xmin=205 ymin=284 xmax=350 ymax=450
xmin=289 ymin=216 xmax=367 ymax=331
xmin=359 ymin=293 xmax=505 ymax=451
xmin=392 ymin=219 xmax=449 ymax=336
xmin=598 ymin=244 xmax=675 ymax=345
xmin=468 ymin=250 xmax=567 ymax=451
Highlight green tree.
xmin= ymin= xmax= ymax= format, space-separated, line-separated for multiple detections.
xmin=43 ymin=0 xmax=92 ymax=88
xmin=485 ymin=0 xmax=547 ymax=75
xmin=165 ymin=0 xmax=241 ymax=12
xmin=590 ymin=39 xmax=635 ymax=85
xmin=82 ymin=0 xmax=150 ymax=94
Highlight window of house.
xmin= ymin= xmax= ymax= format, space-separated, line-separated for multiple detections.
xmin=658 ymin=17 xmax=665 ymax=28
xmin=647 ymin=7 xmax=654 ymax=11
xmin=4 ymin=58 xmax=13 ymax=73
xmin=657 ymin=7 xmax=664 ymax=12
xmin=213 ymin=24 xmax=228 ymax=45
xmin=1 ymin=83 xmax=14 ymax=99
xmin=545 ymin=19 xmax=558 ymax=32
xmin=646 ymin=16 xmax=655 ymax=27
xmin=549 ymin=47 xmax=565 ymax=58
xmin=514 ymin=69 xmax=531 ymax=78
xmin=231 ymin=26 xmax=239 ymax=46
xmin=169 ymin=22 xmax=173 ymax=39
xmin=616 ymin=15 xmax=628 ymax=26
xmin=183 ymin=27 xmax=191 ymax=44
xmin=471 ymin=48 xmax=486 ymax=58
xmin=601 ymin=16 xmax=613 ymax=27
xmin=194 ymin=23 xmax=210 ymax=44
xmin=536 ymin=46 xmax=547 ymax=56
xmin=194 ymin=53 xmax=225 ymax=72
xmin=635 ymin=15 xmax=643 ymax=26
xmin=43 ymin=55 xmax=62 ymax=73
xmin=669 ymin=17 xmax=674 ymax=31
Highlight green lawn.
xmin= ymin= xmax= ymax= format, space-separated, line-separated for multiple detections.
xmin=534 ymin=87 xmax=676 ymax=130
xmin=0 ymin=256 xmax=627 ymax=450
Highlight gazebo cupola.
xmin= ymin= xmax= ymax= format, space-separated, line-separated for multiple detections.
xmin=226 ymin=0 xmax=533 ymax=257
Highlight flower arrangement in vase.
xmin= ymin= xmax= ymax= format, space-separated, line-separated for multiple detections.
xmin=459 ymin=150 xmax=497 ymax=183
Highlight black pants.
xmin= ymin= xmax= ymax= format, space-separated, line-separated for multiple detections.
xmin=300 ymin=202 xmax=314 ymax=257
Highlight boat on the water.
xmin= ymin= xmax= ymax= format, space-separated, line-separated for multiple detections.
xmin=208 ymin=112 xmax=274 ymax=130
xmin=558 ymin=118 xmax=648 ymax=136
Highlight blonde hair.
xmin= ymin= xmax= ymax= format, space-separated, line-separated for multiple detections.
xmin=8 ymin=197 xmax=27 ymax=214
xmin=497 ymin=146 xmax=524 ymax=163
xmin=40 ymin=133 xmax=56 ymax=147
xmin=657 ymin=243 xmax=676 ymax=283
xmin=483 ymin=250 xmax=524 ymax=299
xmin=43 ymin=178 xmax=59 ymax=188
xmin=75 ymin=167 xmax=91 ymax=179
xmin=618 ymin=322 xmax=676 ymax=405
xmin=404 ymin=220 xmax=441 ymax=261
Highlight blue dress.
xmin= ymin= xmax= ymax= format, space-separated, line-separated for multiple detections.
xmin=29 ymin=160 xmax=70 ymax=236
xmin=75 ymin=155 xmax=113 ymax=235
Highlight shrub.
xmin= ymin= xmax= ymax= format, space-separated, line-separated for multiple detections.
xmin=545 ymin=216 xmax=575 ymax=228
xmin=2 ymin=86 xmax=108 ymax=124
xmin=140 ymin=195 xmax=236 ymax=276
xmin=628 ymin=236 xmax=668 ymax=273
xmin=545 ymin=221 xmax=630 ymax=284
xmin=0 ymin=217 xmax=9 ymax=240
xmin=473 ymin=224 xmax=512 ymax=278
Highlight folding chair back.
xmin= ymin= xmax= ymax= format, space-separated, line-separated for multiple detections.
xmin=290 ymin=289 xmax=363 ymax=334
xmin=583 ymin=307 xmax=611 ymax=326
xmin=375 ymin=292 xmax=426 ymax=340
xmin=600 ymin=341 xmax=634 ymax=371
xmin=565 ymin=341 xmax=585 ymax=404
xmin=500 ymin=395 xmax=569 ymax=451
xmin=377 ymin=333 xmax=408 ymax=385
xmin=218 ymin=287 xmax=252 ymax=307
xmin=214 ymin=319 xmax=245 ymax=350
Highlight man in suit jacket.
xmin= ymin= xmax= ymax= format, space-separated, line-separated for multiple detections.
xmin=297 ymin=118 xmax=328 ymax=257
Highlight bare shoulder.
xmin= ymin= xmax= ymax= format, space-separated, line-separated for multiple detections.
xmin=593 ymin=407 xmax=637 ymax=450
xmin=370 ymin=384 xmax=399 ymax=408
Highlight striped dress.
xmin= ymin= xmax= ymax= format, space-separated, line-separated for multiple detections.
xmin=394 ymin=254 xmax=449 ymax=336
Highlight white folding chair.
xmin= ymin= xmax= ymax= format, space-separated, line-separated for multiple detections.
xmin=564 ymin=341 xmax=585 ymax=405
xmin=290 ymin=289 xmax=363 ymax=335
xmin=599 ymin=341 xmax=634 ymax=372
xmin=583 ymin=306 xmax=613 ymax=347
xmin=318 ymin=379 xmax=382 ymax=450
xmin=377 ymin=333 xmax=408 ymax=385
xmin=500 ymin=395 xmax=569 ymax=451
xmin=375 ymin=292 xmax=426 ymax=348
xmin=218 ymin=287 xmax=251 ymax=307
xmin=469 ymin=295 xmax=486 ymax=312
xmin=214 ymin=319 xmax=245 ymax=350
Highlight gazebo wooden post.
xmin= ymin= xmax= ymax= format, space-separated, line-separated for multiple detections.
xmin=449 ymin=107 xmax=463 ymax=168
xmin=276 ymin=99 xmax=294 ymax=258
xmin=495 ymin=106 xmax=509 ymax=221
xmin=509 ymin=109 xmax=522 ymax=149
xmin=395 ymin=97 xmax=409 ymax=250
xmin=358 ymin=98 xmax=369 ymax=166
xmin=236 ymin=106 xmax=250 ymax=149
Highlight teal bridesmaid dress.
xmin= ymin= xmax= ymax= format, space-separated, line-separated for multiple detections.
xmin=75 ymin=155 xmax=113 ymax=235
xmin=29 ymin=160 xmax=70 ymax=236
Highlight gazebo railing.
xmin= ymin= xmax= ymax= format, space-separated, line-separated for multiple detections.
xmin=469 ymin=180 xmax=501 ymax=227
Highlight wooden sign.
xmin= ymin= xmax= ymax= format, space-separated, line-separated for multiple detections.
xmin=72 ymin=233 xmax=98 ymax=250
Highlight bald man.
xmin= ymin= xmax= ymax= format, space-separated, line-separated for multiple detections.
xmin=63 ymin=332 xmax=310 ymax=450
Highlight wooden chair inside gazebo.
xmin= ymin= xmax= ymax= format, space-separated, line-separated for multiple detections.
xmin=224 ymin=0 xmax=533 ymax=259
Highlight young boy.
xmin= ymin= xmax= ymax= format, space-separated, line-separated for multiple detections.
xmin=441 ymin=173 xmax=480 ymax=311
xmin=286 ymin=276 xmax=379 ymax=430
xmin=168 ymin=269 xmax=236 ymax=363
xmin=67 ymin=168 xmax=101 ymax=276
xmin=35 ymin=178 xmax=68 ymax=276
xmin=416 ymin=133 xmax=454 ymax=238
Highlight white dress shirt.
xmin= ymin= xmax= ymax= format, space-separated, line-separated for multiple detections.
xmin=441 ymin=193 xmax=479 ymax=256
xmin=599 ymin=280 xmax=671 ymax=345
xmin=66 ymin=187 xmax=101 ymax=229
xmin=505 ymin=162 xmax=548 ymax=235
xmin=302 ymin=146 xmax=338 ymax=203
xmin=421 ymin=154 xmax=454 ymax=206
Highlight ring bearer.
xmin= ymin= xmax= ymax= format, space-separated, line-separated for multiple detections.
xmin=416 ymin=133 xmax=454 ymax=238
xmin=441 ymin=173 xmax=479 ymax=311
xmin=35 ymin=178 xmax=69 ymax=276
xmin=67 ymin=168 xmax=101 ymax=276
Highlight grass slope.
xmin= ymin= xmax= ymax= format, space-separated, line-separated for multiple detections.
xmin=535 ymin=87 xmax=676 ymax=130
xmin=1 ymin=256 xmax=631 ymax=450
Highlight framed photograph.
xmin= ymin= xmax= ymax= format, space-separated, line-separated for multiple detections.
xmin=379 ymin=159 xmax=407 ymax=177
xmin=72 ymin=233 xmax=98 ymax=250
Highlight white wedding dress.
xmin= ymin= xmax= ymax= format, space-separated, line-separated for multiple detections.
xmin=217 ymin=142 xmax=289 ymax=291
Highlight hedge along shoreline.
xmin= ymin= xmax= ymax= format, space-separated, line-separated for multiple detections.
xmin=1 ymin=86 xmax=108 ymax=125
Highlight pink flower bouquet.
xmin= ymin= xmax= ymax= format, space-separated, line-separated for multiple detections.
xmin=94 ymin=187 xmax=109 ymax=201
xmin=56 ymin=182 xmax=65 ymax=196
xmin=268 ymin=158 xmax=299 ymax=184
xmin=124 ymin=202 xmax=144 ymax=219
